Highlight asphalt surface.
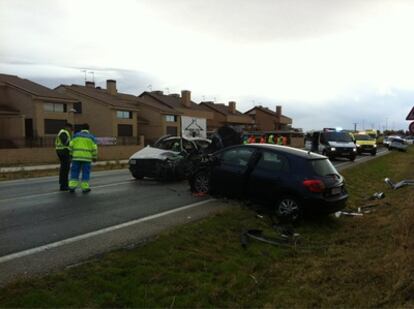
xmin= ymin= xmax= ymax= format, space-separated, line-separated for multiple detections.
xmin=0 ymin=147 xmax=388 ymax=284
xmin=0 ymin=169 xmax=207 ymax=257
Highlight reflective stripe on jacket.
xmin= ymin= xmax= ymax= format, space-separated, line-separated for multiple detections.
xmin=69 ymin=130 xmax=97 ymax=162
xmin=55 ymin=129 xmax=71 ymax=150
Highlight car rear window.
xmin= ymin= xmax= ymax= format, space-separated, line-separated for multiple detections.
xmin=310 ymin=159 xmax=338 ymax=176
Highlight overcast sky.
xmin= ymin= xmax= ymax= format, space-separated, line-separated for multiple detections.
xmin=1 ymin=0 xmax=413 ymax=131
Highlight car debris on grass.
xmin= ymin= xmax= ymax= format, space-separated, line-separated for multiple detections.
xmin=384 ymin=177 xmax=414 ymax=190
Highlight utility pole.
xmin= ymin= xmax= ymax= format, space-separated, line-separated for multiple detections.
xmin=353 ymin=122 xmax=358 ymax=132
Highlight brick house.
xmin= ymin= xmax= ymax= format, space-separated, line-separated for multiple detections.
xmin=0 ymin=73 xmax=78 ymax=146
xmin=139 ymin=90 xmax=214 ymax=134
xmin=244 ymin=105 xmax=292 ymax=131
xmin=199 ymin=101 xmax=253 ymax=132
xmin=134 ymin=96 xmax=182 ymax=144
xmin=56 ymin=80 xmax=140 ymax=141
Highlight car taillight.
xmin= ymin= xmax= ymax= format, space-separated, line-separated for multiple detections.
xmin=303 ymin=179 xmax=325 ymax=193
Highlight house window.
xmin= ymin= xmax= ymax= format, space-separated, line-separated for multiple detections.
xmin=165 ymin=115 xmax=177 ymax=122
xmin=118 ymin=124 xmax=133 ymax=136
xmin=44 ymin=119 xmax=67 ymax=134
xmin=166 ymin=126 xmax=178 ymax=136
xmin=117 ymin=110 xmax=132 ymax=119
xmin=73 ymin=102 xmax=82 ymax=114
xmin=44 ymin=103 xmax=66 ymax=113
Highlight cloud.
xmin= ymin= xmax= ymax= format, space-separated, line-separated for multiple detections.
xmin=1 ymin=0 xmax=414 ymax=131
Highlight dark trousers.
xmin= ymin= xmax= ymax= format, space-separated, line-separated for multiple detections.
xmin=57 ymin=149 xmax=71 ymax=188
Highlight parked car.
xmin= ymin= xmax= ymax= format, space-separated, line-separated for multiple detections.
xmin=129 ymin=135 xmax=211 ymax=180
xmin=354 ymin=133 xmax=377 ymax=156
xmin=404 ymin=136 xmax=414 ymax=145
xmin=388 ymin=136 xmax=408 ymax=152
xmin=190 ymin=144 xmax=348 ymax=219
xmin=383 ymin=135 xmax=399 ymax=148
xmin=305 ymin=129 xmax=357 ymax=161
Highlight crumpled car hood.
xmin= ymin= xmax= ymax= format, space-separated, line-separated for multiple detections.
xmin=129 ymin=145 xmax=180 ymax=160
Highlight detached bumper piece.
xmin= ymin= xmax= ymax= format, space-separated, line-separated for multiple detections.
xmin=385 ymin=177 xmax=414 ymax=190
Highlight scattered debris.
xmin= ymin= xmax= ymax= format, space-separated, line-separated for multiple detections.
xmin=334 ymin=211 xmax=364 ymax=218
xmin=369 ymin=192 xmax=385 ymax=200
xmin=192 ymin=192 xmax=207 ymax=197
xmin=384 ymin=177 xmax=414 ymax=190
xmin=241 ymin=229 xmax=298 ymax=248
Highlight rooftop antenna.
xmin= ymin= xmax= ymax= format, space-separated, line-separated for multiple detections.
xmin=81 ymin=69 xmax=87 ymax=82
xmin=147 ymin=84 xmax=152 ymax=91
xmin=165 ymin=87 xmax=170 ymax=94
xmin=89 ymin=71 xmax=95 ymax=83
xmin=202 ymin=95 xmax=205 ymax=101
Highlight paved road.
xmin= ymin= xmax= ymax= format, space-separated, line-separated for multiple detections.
xmin=0 ymin=147 xmax=388 ymax=284
xmin=0 ymin=148 xmax=388 ymax=257
xmin=0 ymin=169 xmax=206 ymax=257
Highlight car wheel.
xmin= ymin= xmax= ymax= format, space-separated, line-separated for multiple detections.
xmin=349 ymin=155 xmax=356 ymax=161
xmin=190 ymin=170 xmax=210 ymax=194
xmin=275 ymin=196 xmax=301 ymax=221
xmin=371 ymin=150 xmax=377 ymax=156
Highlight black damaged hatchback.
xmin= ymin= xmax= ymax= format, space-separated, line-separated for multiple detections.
xmin=189 ymin=144 xmax=348 ymax=219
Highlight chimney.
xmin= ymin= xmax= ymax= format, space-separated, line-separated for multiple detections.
xmin=85 ymin=81 xmax=95 ymax=88
xmin=106 ymin=79 xmax=117 ymax=95
xmin=228 ymin=101 xmax=236 ymax=114
xmin=276 ymin=105 xmax=282 ymax=118
xmin=181 ymin=90 xmax=191 ymax=108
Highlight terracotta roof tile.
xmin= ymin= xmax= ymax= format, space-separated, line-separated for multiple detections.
xmin=140 ymin=91 xmax=206 ymax=111
xmin=0 ymin=74 xmax=76 ymax=101
xmin=200 ymin=101 xmax=245 ymax=116
xmin=61 ymin=85 xmax=140 ymax=111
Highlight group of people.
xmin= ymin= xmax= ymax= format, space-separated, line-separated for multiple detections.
xmin=243 ymin=134 xmax=288 ymax=145
xmin=55 ymin=123 xmax=98 ymax=193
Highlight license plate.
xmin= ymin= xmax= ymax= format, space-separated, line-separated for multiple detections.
xmin=331 ymin=187 xmax=342 ymax=195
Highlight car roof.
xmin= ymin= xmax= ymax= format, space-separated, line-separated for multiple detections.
xmin=226 ymin=144 xmax=326 ymax=159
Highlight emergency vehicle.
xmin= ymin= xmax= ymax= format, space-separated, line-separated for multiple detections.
xmin=305 ymin=128 xmax=357 ymax=161
xmin=353 ymin=133 xmax=377 ymax=156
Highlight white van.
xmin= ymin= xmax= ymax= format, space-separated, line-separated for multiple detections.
xmin=305 ymin=129 xmax=357 ymax=161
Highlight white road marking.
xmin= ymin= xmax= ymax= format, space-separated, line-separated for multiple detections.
xmin=0 ymin=199 xmax=215 ymax=264
xmin=0 ymin=180 xmax=135 ymax=203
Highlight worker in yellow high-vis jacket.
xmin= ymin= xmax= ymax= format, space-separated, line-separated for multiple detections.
xmin=68 ymin=124 xmax=98 ymax=193
xmin=55 ymin=123 xmax=72 ymax=191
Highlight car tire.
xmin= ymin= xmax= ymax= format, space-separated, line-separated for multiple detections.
xmin=371 ymin=150 xmax=377 ymax=156
xmin=349 ymin=155 xmax=356 ymax=161
xmin=275 ymin=196 xmax=302 ymax=221
xmin=190 ymin=170 xmax=210 ymax=194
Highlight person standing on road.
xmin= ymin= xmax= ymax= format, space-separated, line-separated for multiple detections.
xmin=267 ymin=133 xmax=275 ymax=144
xmin=259 ymin=135 xmax=266 ymax=143
xmin=55 ymin=123 xmax=72 ymax=191
xmin=278 ymin=135 xmax=283 ymax=145
xmin=68 ymin=123 xmax=97 ymax=193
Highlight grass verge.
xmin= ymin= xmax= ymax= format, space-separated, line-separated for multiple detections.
xmin=0 ymin=149 xmax=413 ymax=307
